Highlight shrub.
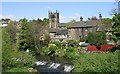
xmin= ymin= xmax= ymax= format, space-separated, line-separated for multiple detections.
xmin=2 ymin=50 xmax=35 ymax=71
xmin=73 ymin=50 xmax=119 ymax=72
xmin=51 ymin=41 xmax=62 ymax=48
xmin=42 ymin=47 xmax=50 ymax=55
xmin=64 ymin=52 xmax=78 ymax=60
xmin=66 ymin=39 xmax=79 ymax=47
xmin=48 ymin=43 xmax=57 ymax=52
xmin=86 ymin=32 xmax=107 ymax=46
xmin=5 ymin=67 xmax=28 ymax=72
xmin=66 ymin=47 xmax=74 ymax=52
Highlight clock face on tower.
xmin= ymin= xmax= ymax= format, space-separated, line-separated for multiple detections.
xmin=50 ymin=15 xmax=55 ymax=18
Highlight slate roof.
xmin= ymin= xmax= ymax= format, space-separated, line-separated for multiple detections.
xmin=58 ymin=23 xmax=66 ymax=27
xmin=48 ymin=28 xmax=68 ymax=35
xmin=86 ymin=20 xmax=102 ymax=26
xmin=57 ymin=20 xmax=102 ymax=28
xmin=49 ymin=19 xmax=113 ymax=35
xmin=48 ymin=28 xmax=60 ymax=33
xmin=55 ymin=29 xmax=68 ymax=35
xmin=97 ymin=25 xmax=113 ymax=32
xmin=68 ymin=20 xmax=99 ymax=28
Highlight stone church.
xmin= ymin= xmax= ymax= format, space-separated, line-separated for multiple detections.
xmin=48 ymin=10 xmax=112 ymax=42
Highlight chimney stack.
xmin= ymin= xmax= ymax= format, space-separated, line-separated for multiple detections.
xmin=80 ymin=16 xmax=83 ymax=21
xmin=91 ymin=16 xmax=97 ymax=20
xmin=99 ymin=13 xmax=102 ymax=19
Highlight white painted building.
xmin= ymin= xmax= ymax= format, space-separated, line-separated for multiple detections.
xmin=0 ymin=18 xmax=10 ymax=27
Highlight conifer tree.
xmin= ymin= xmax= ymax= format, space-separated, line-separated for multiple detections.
xmin=17 ymin=18 xmax=30 ymax=51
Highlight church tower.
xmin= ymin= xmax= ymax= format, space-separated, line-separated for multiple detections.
xmin=48 ymin=10 xmax=59 ymax=28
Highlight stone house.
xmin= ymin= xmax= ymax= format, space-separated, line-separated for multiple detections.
xmin=48 ymin=10 xmax=112 ymax=42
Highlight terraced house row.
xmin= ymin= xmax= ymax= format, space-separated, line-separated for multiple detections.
xmin=48 ymin=10 xmax=113 ymax=42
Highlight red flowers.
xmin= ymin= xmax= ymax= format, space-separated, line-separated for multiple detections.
xmin=87 ymin=44 xmax=115 ymax=52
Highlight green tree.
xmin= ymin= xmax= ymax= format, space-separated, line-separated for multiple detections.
xmin=102 ymin=18 xmax=112 ymax=26
xmin=2 ymin=20 xmax=35 ymax=72
xmin=43 ymin=18 xmax=49 ymax=25
xmin=64 ymin=20 xmax=75 ymax=29
xmin=17 ymin=18 xmax=30 ymax=51
xmin=112 ymin=14 xmax=120 ymax=40
xmin=27 ymin=19 xmax=49 ymax=54
xmin=86 ymin=32 xmax=107 ymax=46
xmin=2 ymin=27 xmax=13 ymax=70
xmin=6 ymin=21 xmax=18 ymax=49
xmin=43 ymin=33 xmax=51 ymax=46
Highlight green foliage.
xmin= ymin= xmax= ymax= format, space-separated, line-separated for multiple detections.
xmin=51 ymin=41 xmax=62 ymax=48
xmin=86 ymin=32 xmax=107 ymax=46
xmin=43 ymin=18 xmax=49 ymax=25
xmin=40 ymin=41 xmax=66 ymax=56
xmin=112 ymin=35 xmax=118 ymax=42
xmin=66 ymin=39 xmax=79 ymax=47
xmin=80 ymin=37 xmax=87 ymax=42
xmin=102 ymin=18 xmax=112 ymax=26
xmin=48 ymin=43 xmax=57 ymax=52
xmin=64 ymin=52 xmax=78 ymax=60
xmin=64 ymin=20 xmax=75 ymax=29
xmin=6 ymin=21 xmax=18 ymax=44
xmin=42 ymin=46 xmax=50 ymax=55
xmin=2 ymin=49 xmax=35 ymax=71
xmin=73 ymin=50 xmax=119 ymax=72
xmin=112 ymin=14 xmax=120 ymax=40
xmin=28 ymin=18 xmax=48 ymax=54
xmin=17 ymin=18 xmax=30 ymax=51
xmin=2 ymin=27 xmax=35 ymax=71
xmin=43 ymin=33 xmax=51 ymax=46
xmin=5 ymin=67 xmax=28 ymax=72
xmin=66 ymin=47 xmax=74 ymax=52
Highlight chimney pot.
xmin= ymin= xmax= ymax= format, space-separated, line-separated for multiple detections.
xmin=99 ymin=13 xmax=102 ymax=19
xmin=88 ymin=18 xmax=90 ymax=20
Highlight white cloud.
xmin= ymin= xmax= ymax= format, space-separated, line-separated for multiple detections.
xmin=68 ymin=13 xmax=80 ymax=20
xmin=60 ymin=20 xmax=65 ymax=23
xmin=47 ymin=6 xmax=52 ymax=10
xmin=0 ymin=15 xmax=2 ymax=19
xmin=68 ymin=13 xmax=85 ymax=21
xmin=59 ymin=15 xmax=66 ymax=23
xmin=39 ymin=17 xmax=44 ymax=20
xmin=68 ymin=16 xmax=77 ymax=19
xmin=60 ymin=15 xmax=65 ymax=19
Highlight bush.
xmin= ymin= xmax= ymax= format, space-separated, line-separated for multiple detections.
xmin=5 ymin=67 xmax=28 ymax=72
xmin=73 ymin=50 xmax=119 ymax=72
xmin=66 ymin=39 xmax=79 ymax=47
xmin=48 ymin=43 xmax=57 ymax=52
xmin=2 ymin=50 xmax=35 ymax=71
xmin=42 ymin=46 xmax=50 ymax=55
xmin=64 ymin=52 xmax=78 ymax=60
xmin=51 ymin=41 xmax=62 ymax=48
xmin=86 ymin=32 xmax=107 ymax=46
xmin=66 ymin=47 xmax=74 ymax=52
